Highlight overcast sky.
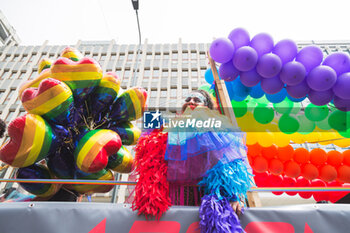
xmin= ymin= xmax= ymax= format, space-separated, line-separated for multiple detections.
xmin=2 ymin=0 xmax=350 ymax=46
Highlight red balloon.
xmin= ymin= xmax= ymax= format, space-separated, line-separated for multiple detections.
xmin=285 ymin=161 xmax=301 ymax=178
xmin=262 ymin=145 xmax=278 ymax=160
xmin=269 ymin=158 xmax=284 ymax=175
xmin=327 ymin=151 xmax=343 ymax=167
xmin=248 ymin=143 xmax=263 ymax=157
xmin=293 ymin=148 xmax=310 ymax=164
xmin=283 ymin=176 xmax=297 ymax=196
xmin=319 ymin=165 xmax=337 ymax=182
xmin=337 ymin=165 xmax=350 ymax=183
xmin=302 ymin=163 xmax=319 ymax=180
xmin=268 ymin=175 xmax=284 ymax=195
xmin=328 ymin=181 xmax=349 ymax=203
xmin=311 ymin=179 xmax=329 ymax=202
xmin=296 ymin=177 xmax=312 ymax=199
xmin=342 ymin=150 xmax=350 ymax=166
xmin=277 ymin=145 xmax=294 ymax=162
xmin=252 ymin=157 xmax=268 ymax=173
xmin=310 ymin=148 xmax=327 ymax=166
xmin=253 ymin=171 xmax=269 ymax=187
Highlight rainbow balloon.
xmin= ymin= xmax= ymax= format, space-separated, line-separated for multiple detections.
xmin=16 ymin=164 xmax=61 ymax=198
xmin=109 ymin=122 xmax=141 ymax=145
xmin=107 ymin=146 xmax=134 ymax=173
xmin=74 ymin=129 xmax=122 ymax=173
xmin=51 ymin=57 xmax=102 ymax=102
xmin=0 ymin=114 xmax=56 ymax=167
xmin=60 ymin=47 xmax=83 ymax=61
xmin=21 ymin=78 xmax=74 ymax=125
xmin=38 ymin=59 xmax=52 ymax=74
xmin=110 ymin=87 xmax=147 ymax=122
xmin=18 ymin=69 xmax=51 ymax=99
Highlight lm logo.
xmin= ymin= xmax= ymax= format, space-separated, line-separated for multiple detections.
xmin=143 ymin=111 xmax=162 ymax=129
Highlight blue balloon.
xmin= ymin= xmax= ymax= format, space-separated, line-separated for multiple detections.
xmin=287 ymin=93 xmax=306 ymax=102
xmin=266 ymin=88 xmax=287 ymax=103
xmin=250 ymin=83 xmax=265 ymax=99
xmin=205 ymin=68 xmax=217 ymax=84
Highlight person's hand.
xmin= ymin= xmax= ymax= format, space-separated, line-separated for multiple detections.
xmin=230 ymin=201 xmax=243 ymax=216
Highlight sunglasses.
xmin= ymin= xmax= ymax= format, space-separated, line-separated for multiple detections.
xmin=185 ymin=96 xmax=204 ymax=103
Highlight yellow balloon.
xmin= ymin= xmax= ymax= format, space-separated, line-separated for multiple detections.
xmin=257 ymin=132 xmax=274 ymax=147
xmin=334 ymin=138 xmax=350 ymax=147
xmin=246 ymin=132 xmax=258 ymax=145
xmin=290 ymin=133 xmax=304 ymax=144
xmin=274 ymin=132 xmax=290 ymax=147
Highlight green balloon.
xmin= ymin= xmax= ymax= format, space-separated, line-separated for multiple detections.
xmin=231 ymin=100 xmax=247 ymax=118
xmin=304 ymin=104 xmax=329 ymax=122
xmin=273 ymin=99 xmax=293 ymax=114
xmin=255 ymin=96 xmax=270 ymax=105
xmin=290 ymin=102 xmax=302 ymax=115
xmin=328 ymin=110 xmax=349 ymax=132
xmin=339 ymin=128 xmax=350 ymax=138
xmin=198 ymin=84 xmax=211 ymax=92
xmin=254 ymin=104 xmax=274 ymax=124
xmin=316 ymin=117 xmax=332 ymax=130
xmin=278 ymin=114 xmax=300 ymax=134
xmin=298 ymin=115 xmax=316 ymax=134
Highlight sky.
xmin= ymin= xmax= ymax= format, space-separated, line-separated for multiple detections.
xmin=1 ymin=0 xmax=350 ymax=46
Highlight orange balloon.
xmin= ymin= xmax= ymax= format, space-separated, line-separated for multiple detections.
xmin=319 ymin=165 xmax=337 ymax=182
xmin=338 ymin=165 xmax=350 ymax=183
xmin=247 ymin=143 xmax=262 ymax=157
xmin=302 ymin=163 xmax=319 ymax=180
xmin=285 ymin=161 xmax=301 ymax=178
xmin=269 ymin=158 xmax=284 ymax=175
xmin=310 ymin=148 xmax=327 ymax=166
xmin=342 ymin=150 xmax=350 ymax=166
xmin=252 ymin=156 xmax=268 ymax=173
xmin=327 ymin=151 xmax=343 ymax=167
xmin=262 ymin=145 xmax=278 ymax=160
xmin=277 ymin=145 xmax=294 ymax=162
xmin=293 ymin=148 xmax=310 ymax=164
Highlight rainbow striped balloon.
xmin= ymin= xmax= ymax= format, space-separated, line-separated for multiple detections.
xmin=109 ymin=122 xmax=141 ymax=145
xmin=0 ymin=114 xmax=56 ymax=167
xmin=18 ymin=69 xmax=51 ymax=100
xmin=51 ymin=57 xmax=102 ymax=103
xmin=17 ymin=164 xmax=61 ymax=197
xmin=91 ymin=72 xmax=121 ymax=120
xmin=109 ymin=87 xmax=147 ymax=122
xmin=67 ymin=168 xmax=114 ymax=194
xmin=21 ymin=78 xmax=74 ymax=125
xmin=74 ymin=129 xmax=122 ymax=173
xmin=60 ymin=47 xmax=83 ymax=61
xmin=38 ymin=59 xmax=52 ymax=74
xmin=107 ymin=146 xmax=134 ymax=173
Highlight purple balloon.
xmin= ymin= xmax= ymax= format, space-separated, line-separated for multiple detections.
xmin=228 ymin=28 xmax=250 ymax=49
xmin=232 ymin=46 xmax=258 ymax=71
xmin=306 ymin=65 xmax=337 ymax=91
xmin=286 ymin=80 xmax=310 ymax=99
xmin=240 ymin=69 xmax=262 ymax=87
xmin=256 ymin=53 xmax=282 ymax=78
xmin=323 ymin=52 xmax=350 ymax=76
xmin=333 ymin=96 xmax=350 ymax=112
xmin=261 ymin=76 xmax=284 ymax=94
xmin=295 ymin=45 xmax=323 ymax=73
xmin=308 ymin=89 xmax=334 ymax=106
xmin=209 ymin=37 xmax=235 ymax=63
xmin=280 ymin=61 xmax=306 ymax=86
xmin=272 ymin=39 xmax=298 ymax=64
xmin=219 ymin=61 xmax=240 ymax=81
xmin=333 ymin=72 xmax=350 ymax=100
xmin=250 ymin=33 xmax=274 ymax=57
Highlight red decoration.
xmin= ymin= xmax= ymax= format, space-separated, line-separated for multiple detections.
xmin=269 ymin=158 xmax=284 ymax=175
xmin=284 ymin=161 xmax=301 ymax=178
xmin=248 ymin=143 xmax=262 ymax=157
xmin=252 ymin=156 xmax=268 ymax=173
xmin=302 ymin=163 xmax=319 ymax=180
xmin=337 ymin=165 xmax=350 ymax=183
xmin=262 ymin=145 xmax=278 ymax=160
xmin=277 ymin=145 xmax=294 ymax=162
xmin=268 ymin=174 xmax=284 ymax=195
xmin=319 ymin=165 xmax=337 ymax=182
xmin=310 ymin=148 xmax=327 ymax=166
xmin=253 ymin=171 xmax=269 ymax=187
xmin=293 ymin=148 xmax=310 ymax=164
xmin=342 ymin=150 xmax=350 ymax=166
xmin=311 ymin=179 xmax=328 ymax=202
xmin=327 ymin=151 xmax=343 ymax=167
xmin=283 ymin=177 xmax=297 ymax=196
xmin=296 ymin=177 xmax=312 ymax=199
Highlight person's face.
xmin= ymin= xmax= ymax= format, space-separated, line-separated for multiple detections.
xmin=182 ymin=93 xmax=206 ymax=112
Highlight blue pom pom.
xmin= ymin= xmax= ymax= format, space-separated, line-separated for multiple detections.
xmin=199 ymin=195 xmax=244 ymax=233
xmin=198 ymin=159 xmax=253 ymax=201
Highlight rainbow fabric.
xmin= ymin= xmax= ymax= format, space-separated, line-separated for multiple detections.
xmin=21 ymin=78 xmax=74 ymax=125
xmin=107 ymin=146 xmax=134 ymax=173
xmin=0 ymin=114 xmax=55 ymax=167
xmin=74 ymin=129 xmax=122 ymax=173
xmin=110 ymin=87 xmax=147 ymax=122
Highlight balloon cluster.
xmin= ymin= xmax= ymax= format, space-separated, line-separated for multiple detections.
xmin=209 ymin=28 xmax=350 ymax=111
xmin=0 ymin=48 xmax=147 ymax=198
xmin=254 ymin=172 xmax=350 ymax=203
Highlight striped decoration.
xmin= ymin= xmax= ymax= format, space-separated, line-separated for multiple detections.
xmin=68 ymin=169 xmax=115 ymax=194
xmin=107 ymin=146 xmax=134 ymax=173
xmin=38 ymin=59 xmax=52 ymax=74
xmin=109 ymin=122 xmax=141 ymax=145
xmin=18 ymin=69 xmax=51 ymax=99
xmin=74 ymin=129 xmax=122 ymax=173
xmin=51 ymin=57 xmax=102 ymax=101
xmin=16 ymin=164 xmax=61 ymax=198
xmin=0 ymin=114 xmax=55 ymax=167
xmin=110 ymin=87 xmax=147 ymax=122
xmin=60 ymin=47 xmax=83 ymax=61
xmin=21 ymin=78 xmax=74 ymax=125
